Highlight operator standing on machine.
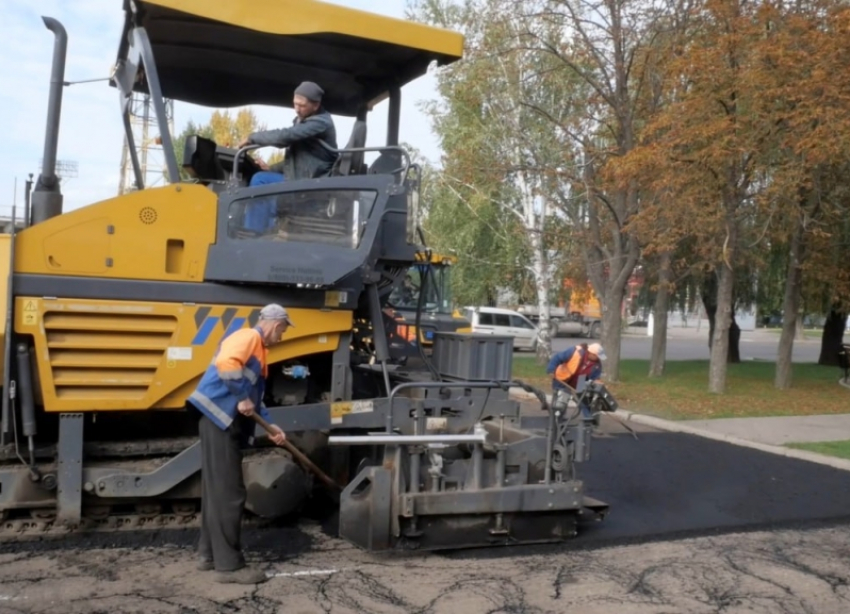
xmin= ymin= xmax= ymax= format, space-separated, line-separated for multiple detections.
xmin=188 ymin=304 xmax=293 ymax=584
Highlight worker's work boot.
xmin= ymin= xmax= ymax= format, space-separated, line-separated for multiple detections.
xmin=197 ymin=557 xmax=214 ymax=571
xmin=215 ymin=566 xmax=268 ymax=584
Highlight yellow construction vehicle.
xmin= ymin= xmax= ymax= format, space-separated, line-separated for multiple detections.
xmin=0 ymin=0 xmax=612 ymax=550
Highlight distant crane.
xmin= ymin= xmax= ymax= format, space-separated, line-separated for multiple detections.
xmin=118 ymin=92 xmax=174 ymax=195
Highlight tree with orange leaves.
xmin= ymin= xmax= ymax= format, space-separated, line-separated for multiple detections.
xmin=624 ymin=0 xmax=850 ymax=392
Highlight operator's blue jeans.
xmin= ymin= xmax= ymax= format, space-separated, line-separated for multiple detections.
xmin=250 ymin=171 xmax=285 ymax=186
xmin=243 ymin=172 xmax=285 ymax=233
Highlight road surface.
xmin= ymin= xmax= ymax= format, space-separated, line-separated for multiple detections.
xmin=547 ymin=327 xmax=829 ymax=362
xmin=1 ymin=419 xmax=849 ymax=613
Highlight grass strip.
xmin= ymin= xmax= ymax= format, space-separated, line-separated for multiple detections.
xmin=511 ymin=356 xmax=849 ymax=420
xmin=786 ymin=440 xmax=850 ymax=461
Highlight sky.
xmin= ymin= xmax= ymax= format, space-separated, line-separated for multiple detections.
xmin=0 ymin=0 xmax=448 ymax=214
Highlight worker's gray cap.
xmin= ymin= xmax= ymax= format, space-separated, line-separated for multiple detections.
xmin=294 ymin=81 xmax=324 ymax=102
xmin=259 ymin=303 xmax=295 ymax=327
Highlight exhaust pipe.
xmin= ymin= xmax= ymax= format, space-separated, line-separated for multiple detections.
xmin=31 ymin=17 xmax=67 ymax=224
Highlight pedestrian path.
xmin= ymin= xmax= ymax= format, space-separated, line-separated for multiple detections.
xmin=679 ymin=414 xmax=850 ymax=446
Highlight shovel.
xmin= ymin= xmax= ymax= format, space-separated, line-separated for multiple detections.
xmin=250 ymin=413 xmax=341 ymax=496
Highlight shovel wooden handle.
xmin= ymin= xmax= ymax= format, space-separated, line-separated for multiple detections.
xmin=250 ymin=413 xmax=340 ymax=492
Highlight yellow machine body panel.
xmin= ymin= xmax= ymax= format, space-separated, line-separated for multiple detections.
xmin=453 ymin=309 xmax=473 ymax=334
xmin=13 ymin=184 xmax=217 ymax=281
xmin=413 ymin=252 xmax=458 ymax=266
xmin=13 ymin=296 xmax=352 ymax=412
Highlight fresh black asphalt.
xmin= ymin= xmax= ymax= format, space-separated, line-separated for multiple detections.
xmin=575 ymin=426 xmax=850 ymax=545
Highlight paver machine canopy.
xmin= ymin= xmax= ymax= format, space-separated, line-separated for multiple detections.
xmin=111 ymin=0 xmax=463 ymax=184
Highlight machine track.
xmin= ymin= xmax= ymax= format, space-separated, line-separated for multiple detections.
xmin=0 ymin=439 xmax=311 ymax=544
xmin=0 ymin=509 xmax=200 ymax=543
xmin=0 ymin=502 xmax=300 ymax=545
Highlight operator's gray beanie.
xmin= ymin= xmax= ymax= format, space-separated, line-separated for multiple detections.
xmin=294 ymin=81 xmax=324 ymax=102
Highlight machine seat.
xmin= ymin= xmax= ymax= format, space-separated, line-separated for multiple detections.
xmin=330 ymin=119 xmax=368 ymax=177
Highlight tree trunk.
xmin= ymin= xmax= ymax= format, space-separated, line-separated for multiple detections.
xmin=703 ymin=274 xmax=740 ymax=363
xmin=702 ymin=274 xmax=717 ymax=352
xmin=794 ymin=313 xmax=805 ymax=341
xmin=705 ymin=303 xmax=716 ymax=350
xmin=578 ymin=137 xmax=640 ymax=385
xmin=776 ymin=215 xmax=805 ymax=389
xmin=818 ymin=309 xmax=848 ymax=366
xmin=708 ymin=262 xmax=735 ymax=393
xmin=649 ymin=252 xmax=671 ymax=377
xmin=728 ymin=316 xmax=741 ymax=363
xmin=531 ymin=238 xmax=551 ymax=364
xmin=600 ymin=282 xmax=626 ymax=382
xmin=515 ymin=167 xmax=552 ymax=364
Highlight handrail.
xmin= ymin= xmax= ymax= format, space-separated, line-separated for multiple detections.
xmin=230 ymin=144 xmax=262 ymax=187
xmin=328 ymin=428 xmax=488 ymax=446
xmin=317 ymin=140 xmax=412 ymax=179
xmin=229 ymin=141 xmax=412 ymax=187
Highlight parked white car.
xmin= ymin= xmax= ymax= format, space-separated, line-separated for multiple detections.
xmin=461 ymin=306 xmax=539 ymax=351
xmin=517 ymin=305 xmax=602 ymax=339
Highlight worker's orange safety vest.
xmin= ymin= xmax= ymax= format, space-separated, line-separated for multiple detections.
xmin=554 ymin=348 xmax=586 ymax=386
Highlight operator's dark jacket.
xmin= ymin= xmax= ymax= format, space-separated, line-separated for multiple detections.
xmin=247 ymin=108 xmax=338 ymax=180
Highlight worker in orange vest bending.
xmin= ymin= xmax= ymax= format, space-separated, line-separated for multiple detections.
xmin=547 ymin=343 xmax=606 ymax=418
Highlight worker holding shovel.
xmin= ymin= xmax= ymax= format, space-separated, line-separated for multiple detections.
xmin=187 ymin=304 xmax=292 ymax=585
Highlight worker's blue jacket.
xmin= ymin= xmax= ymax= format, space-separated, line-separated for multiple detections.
xmin=188 ymin=327 xmax=272 ymax=431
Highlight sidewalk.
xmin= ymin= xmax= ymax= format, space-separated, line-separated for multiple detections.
xmin=510 ymin=386 xmax=850 ymax=472
xmin=679 ymin=414 xmax=850 ymax=446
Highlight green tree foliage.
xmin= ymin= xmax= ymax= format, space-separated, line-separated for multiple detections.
xmin=423 ymin=178 xmax=532 ymax=307
xmin=172 ymin=108 xmax=269 ymax=180
xmin=412 ymin=0 xmax=675 ymax=377
xmin=411 ymin=0 xmax=581 ymax=359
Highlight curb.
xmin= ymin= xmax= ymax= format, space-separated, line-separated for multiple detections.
xmin=508 ymin=387 xmax=850 ymax=473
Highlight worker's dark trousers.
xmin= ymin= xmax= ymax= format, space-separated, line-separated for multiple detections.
xmin=198 ymin=413 xmax=248 ymax=571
